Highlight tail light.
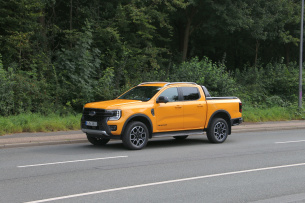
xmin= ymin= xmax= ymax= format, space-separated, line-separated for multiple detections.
xmin=239 ymin=102 xmax=242 ymax=113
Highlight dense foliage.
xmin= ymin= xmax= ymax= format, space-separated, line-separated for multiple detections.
xmin=0 ymin=0 xmax=304 ymax=117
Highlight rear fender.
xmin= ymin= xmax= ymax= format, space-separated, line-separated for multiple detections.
xmin=207 ymin=110 xmax=232 ymax=135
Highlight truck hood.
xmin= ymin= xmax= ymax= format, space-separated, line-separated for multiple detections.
xmin=84 ymin=99 xmax=144 ymax=109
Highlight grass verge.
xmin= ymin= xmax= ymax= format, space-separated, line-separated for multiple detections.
xmin=243 ymin=106 xmax=305 ymax=122
xmin=0 ymin=106 xmax=304 ymax=136
xmin=0 ymin=113 xmax=81 ymax=136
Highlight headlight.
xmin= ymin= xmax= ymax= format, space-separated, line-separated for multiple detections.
xmin=108 ymin=110 xmax=122 ymax=121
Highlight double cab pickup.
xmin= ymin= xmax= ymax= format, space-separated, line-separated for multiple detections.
xmin=81 ymin=82 xmax=243 ymax=149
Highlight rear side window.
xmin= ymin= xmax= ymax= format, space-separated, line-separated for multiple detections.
xmin=181 ymin=87 xmax=200 ymax=101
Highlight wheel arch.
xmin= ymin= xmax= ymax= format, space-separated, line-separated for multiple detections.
xmin=121 ymin=114 xmax=153 ymax=139
xmin=207 ymin=110 xmax=232 ymax=135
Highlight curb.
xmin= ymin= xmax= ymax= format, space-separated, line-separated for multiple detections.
xmin=1 ymin=120 xmax=305 ymax=148
xmin=0 ymin=131 xmax=86 ymax=149
xmin=0 ymin=139 xmax=87 ymax=149
xmin=232 ymin=120 xmax=305 ymax=133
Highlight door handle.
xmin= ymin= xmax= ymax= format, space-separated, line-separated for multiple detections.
xmin=175 ymin=105 xmax=182 ymax=108
xmin=197 ymin=104 xmax=204 ymax=107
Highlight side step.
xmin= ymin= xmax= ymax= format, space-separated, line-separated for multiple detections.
xmin=152 ymin=130 xmax=205 ymax=138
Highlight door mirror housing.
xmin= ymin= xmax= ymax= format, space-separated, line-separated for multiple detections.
xmin=156 ymin=96 xmax=169 ymax=104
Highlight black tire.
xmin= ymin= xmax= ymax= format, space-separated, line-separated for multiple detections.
xmin=122 ymin=121 xmax=149 ymax=150
xmin=86 ymin=134 xmax=110 ymax=146
xmin=207 ymin=118 xmax=228 ymax=143
xmin=173 ymin=135 xmax=188 ymax=140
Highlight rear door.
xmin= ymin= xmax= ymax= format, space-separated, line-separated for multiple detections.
xmin=180 ymin=87 xmax=207 ymax=130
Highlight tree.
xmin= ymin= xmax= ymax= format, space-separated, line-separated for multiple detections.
xmin=171 ymin=0 xmax=251 ymax=62
xmin=246 ymin=0 xmax=300 ymax=66
xmin=0 ymin=0 xmax=44 ymax=69
xmin=55 ymin=21 xmax=101 ymax=108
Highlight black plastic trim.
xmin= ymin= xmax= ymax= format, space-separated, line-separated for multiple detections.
xmin=101 ymin=117 xmax=113 ymax=136
xmin=177 ymin=87 xmax=183 ymax=101
xmin=81 ymin=108 xmax=113 ymax=136
xmin=201 ymin=86 xmax=211 ymax=97
xmin=206 ymin=97 xmax=238 ymax=100
xmin=231 ymin=117 xmax=243 ymax=126
xmin=153 ymin=129 xmax=204 ymax=137
xmin=86 ymin=131 xmax=120 ymax=140
xmin=121 ymin=114 xmax=153 ymax=138
xmin=207 ymin=110 xmax=232 ymax=135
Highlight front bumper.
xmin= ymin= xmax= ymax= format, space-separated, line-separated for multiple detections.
xmin=81 ymin=108 xmax=115 ymax=136
xmin=83 ymin=129 xmax=121 ymax=140
xmin=81 ymin=129 xmax=110 ymax=136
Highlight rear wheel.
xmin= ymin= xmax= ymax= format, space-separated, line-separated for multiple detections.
xmin=122 ymin=121 xmax=149 ymax=150
xmin=173 ymin=135 xmax=188 ymax=140
xmin=207 ymin=118 xmax=228 ymax=143
xmin=86 ymin=134 xmax=110 ymax=146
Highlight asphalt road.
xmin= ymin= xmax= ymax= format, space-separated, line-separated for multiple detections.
xmin=1 ymin=129 xmax=305 ymax=203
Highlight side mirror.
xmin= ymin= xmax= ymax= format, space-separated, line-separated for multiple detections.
xmin=156 ymin=96 xmax=169 ymax=104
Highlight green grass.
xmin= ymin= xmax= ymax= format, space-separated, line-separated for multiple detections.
xmin=0 ymin=106 xmax=304 ymax=136
xmin=243 ymin=106 xmax=305 ymax=122
xmin=0 ymin=113 xmax=81 ymax=136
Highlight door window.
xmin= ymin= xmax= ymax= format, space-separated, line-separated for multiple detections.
xmin=181 ymin=87 xmax=200 ymax=101
xmin=159 ymin=88 xmax=179 ymax=102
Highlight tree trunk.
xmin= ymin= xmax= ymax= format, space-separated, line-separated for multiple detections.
xmin=182 ymin=18 xmax=191 ymax=62
xmin=255 ymin=39 xmax=260 ymax=66
xmin=39 ymin=12 xmax=47 ymax=51
xmin=181 ymin=6 xmax=198 ymax=62
xmin=285 ymin=44 xmax=290 ymax=64
xmin=70 ymin=0 xmax=73 ymax=48
xmin=70 ymin=0 xmax=73 ymax=31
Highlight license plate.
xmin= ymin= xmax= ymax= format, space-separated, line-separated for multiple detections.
xmin=86 ymin=121 xmax=97 ymax=126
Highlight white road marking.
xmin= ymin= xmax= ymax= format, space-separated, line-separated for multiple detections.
xmin=18 ymin=156 xmax=128 ymax=168
xmin=275 ymin=140 xmax=305 ymax=144
xmin=24 ymin=162 xmax=305 ymax=203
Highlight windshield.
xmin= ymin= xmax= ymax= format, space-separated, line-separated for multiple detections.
xmin=118 ymin=86 xmax=162 ymax=101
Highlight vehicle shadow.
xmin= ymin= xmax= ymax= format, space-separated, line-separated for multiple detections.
xmin=79 ymin=136 xmax=210 ymax=151
xmin=146 ymin=137 xmax=210 ymax=149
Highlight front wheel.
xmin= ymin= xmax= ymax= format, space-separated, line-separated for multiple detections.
xmin=207 ymin=118 xmax=228 ymax=143
xmin=87 ymin=134 xmax=110 ymax=145
xmin=122 ymin=121 xmax=149 ymax=150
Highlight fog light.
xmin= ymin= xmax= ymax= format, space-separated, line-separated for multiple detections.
xmin=109 ymin=125 xmax=117 ymax=131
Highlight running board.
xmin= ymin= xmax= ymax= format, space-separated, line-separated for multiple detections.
xmin=152 ymin=130 xmax=205 ymax=138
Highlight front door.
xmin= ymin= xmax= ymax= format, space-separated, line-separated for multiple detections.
xmin=154 ymin=87 xmax=184 ymax=132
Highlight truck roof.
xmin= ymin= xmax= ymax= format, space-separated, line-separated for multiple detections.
xmin=138 ymin=82 xmax=198 ymax=87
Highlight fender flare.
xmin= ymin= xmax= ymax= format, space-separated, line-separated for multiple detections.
xmin=121 ymin=114 xmax=153 ymax=138
xmin=207 ymin=110 xmax=232 ymax=135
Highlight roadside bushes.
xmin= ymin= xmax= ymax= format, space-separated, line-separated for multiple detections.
xmin=0 ymin=67 xmax=60 ymax=116
xmin=168 ymin=56 xmax=302 ymax=110
xmin=169 ymin=57 xmax=237 ymax=96
xmin=0 ymin=52 xmax=303 ymax=119
xmin=54 ymin=21 xmax=101 ymax=111
xmin=0 ymin=55 xmax=14 ymax=116
xmin=235 ymin=59 xmax=300 ymax=107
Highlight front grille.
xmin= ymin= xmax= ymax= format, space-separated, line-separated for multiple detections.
xmin=82 ymin=108 xmax=112 ymax=121
xmin=81 ymin=108 xmax=112 ymax=130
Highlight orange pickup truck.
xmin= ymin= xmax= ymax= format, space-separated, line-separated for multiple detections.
xmin=81 ymin=82 xmax=242 ymax=149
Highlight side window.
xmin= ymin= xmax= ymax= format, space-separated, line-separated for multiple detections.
xmin=181 ymin=87 xmax=200 ymax=101
xmin=159 ymin=88 xmax=179 ymax=102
